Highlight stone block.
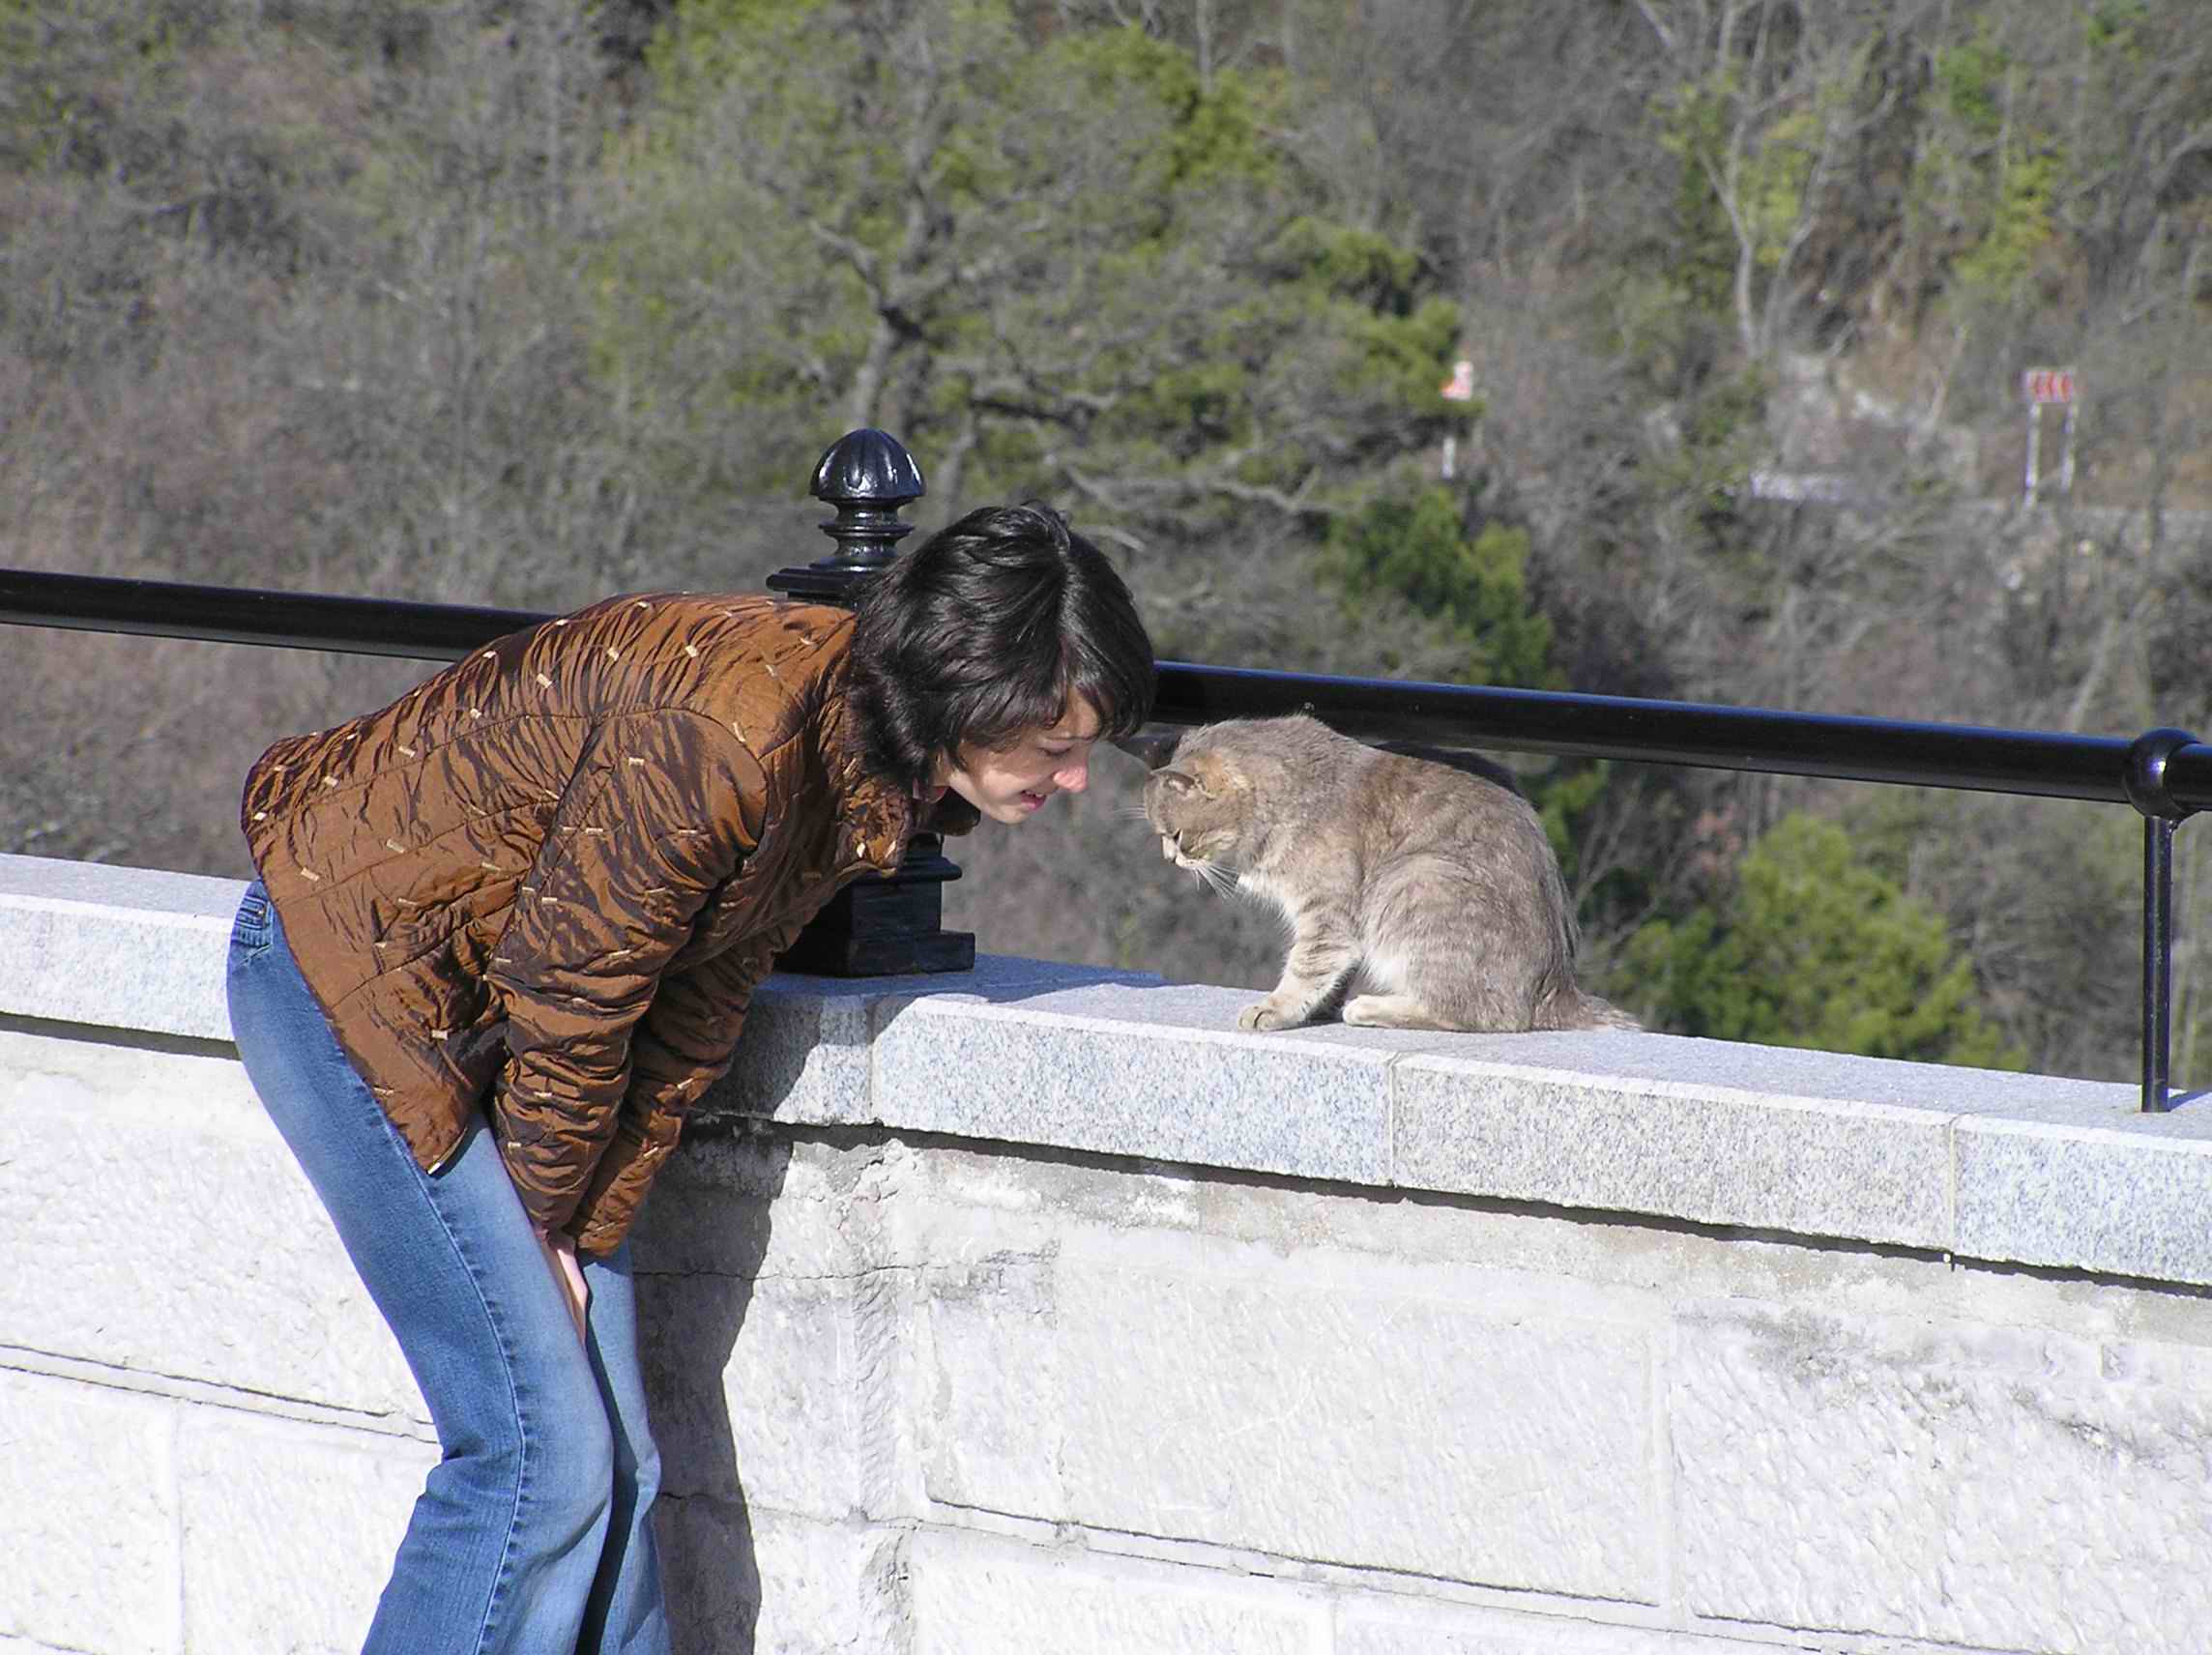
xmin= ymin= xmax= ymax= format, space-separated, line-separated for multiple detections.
xmin=697 ymin=981 xmax=875 ymax=1128
xmin=1391 ymin=1051 xmax=1955 ymax=1250
xmin=0 ymin=853 xmax=241 ymax=1040
xmin=1444 ymin=1027 xmax=2121 ymax=1118
xmin=1336 ymin=1599 xmax=1758 ymax=1653
xmin=636 ymin=1135 xmax=914 ymax=1524
xmin=906 ymin=1530 xmax=1324 ymax=1655
xmin=657 ymin=1500 xmax=907 ymax=1655
xmin=1952 ymin=1110 xmax=2212 ymax=1286
xmin=632 ymin=1131 xmax=859 ymax=1283
xmin=0 ymin=1371 xmax=178 ymax=1654
xmin=910 ymin=1247 xmax=1064 ymax=1524
xmin=869 ymin=987 xmax=1394 ymax=1185
xmin=641 ymin=1268 xmax=886 ymax=1521
xmin=656 ymin=1492 xmax=761 ymax=1655
xmin=1672 ymin=1301 xmax=2212 ymax=1653
xmin=0 ymin=1030 xmax=422 ymax=1420
xmin=701 ymin=955 xmax=1163 ymax=1130
xmin=178 ymin=1408 xmax=433 ymax=1654
xmin=916 ymin=1239 xmax=1659 ymax=1603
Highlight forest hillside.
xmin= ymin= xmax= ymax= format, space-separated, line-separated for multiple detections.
xmin=6 ymin=0 xmax=2210 ymax=1083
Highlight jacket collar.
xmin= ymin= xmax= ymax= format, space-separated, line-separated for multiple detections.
xmin=818 ymin=688 xmax=982 ymax=876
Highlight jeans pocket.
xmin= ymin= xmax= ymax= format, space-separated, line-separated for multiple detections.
xmin=229 ymin=881 xmax=273 ymax=957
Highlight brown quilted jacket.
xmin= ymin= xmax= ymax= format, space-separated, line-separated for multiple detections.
xmin=241 ymin=592 xmax=967 ymax=1255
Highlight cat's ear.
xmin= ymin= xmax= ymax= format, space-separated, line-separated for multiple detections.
xmin=1152 ymin=768 xmax=1202 ymax=798
xmin=1113 ymin=726 xmax=1182 ymax=769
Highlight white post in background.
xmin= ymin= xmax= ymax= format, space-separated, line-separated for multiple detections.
xmin=2022 ymin=366 xmax=2079 ymax=507
xmin=1440 ymin=357 xmax=1474 ymax=480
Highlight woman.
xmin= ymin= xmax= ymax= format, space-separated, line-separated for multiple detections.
xmin=225 ymin=503 xmax=1154 ymax=1654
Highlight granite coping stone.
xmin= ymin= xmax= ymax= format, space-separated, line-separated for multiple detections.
xmin=864 ymin=990 xmax=1398 ymax=1185
xmin=0 ymin=852 xmax=241 ymax=1041
xmin=1952 ymin=1112 xmax=2212 ymax=1283
xmin=4 ymin=851 xmax=2209 ymax=1284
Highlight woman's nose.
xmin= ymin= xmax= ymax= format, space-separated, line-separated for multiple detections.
xmin=1056 ymin=755 xmax=1090 ymax=793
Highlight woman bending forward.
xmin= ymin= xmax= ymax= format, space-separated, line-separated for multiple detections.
xmin=226 ymin=505 xmax=1155 ymax=1654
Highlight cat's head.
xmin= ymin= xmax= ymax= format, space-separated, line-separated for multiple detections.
xmin=1141 ymin=734 xmax=1258 ymax=872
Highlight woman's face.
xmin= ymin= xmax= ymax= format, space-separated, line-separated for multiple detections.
xmin=936 ymin=696 xmax=1104 ymax=825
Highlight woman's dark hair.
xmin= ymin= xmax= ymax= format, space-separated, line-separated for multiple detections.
xmin=848 ymin=503 xmax=1155 ymax=792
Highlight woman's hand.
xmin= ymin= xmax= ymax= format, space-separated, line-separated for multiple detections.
xmin=535 ymin=1225 xmax=590 ymax=1342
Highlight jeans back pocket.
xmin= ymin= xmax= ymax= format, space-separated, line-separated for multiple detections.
xmin=230 ymin=881 xmax=273 ymax=955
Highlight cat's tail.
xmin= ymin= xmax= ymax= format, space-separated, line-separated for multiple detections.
xmin=1534 ymin=984 xmax=1643 ymax=1032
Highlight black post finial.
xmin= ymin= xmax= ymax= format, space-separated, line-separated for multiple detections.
xmin=767 ymin=428 xmax=974 ymax=978
xmin=767 ymin=429 xmax=926 ymax=602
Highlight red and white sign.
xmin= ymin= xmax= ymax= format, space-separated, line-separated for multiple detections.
xmin=1440 ymin=360 xmax=1475 ymax=402
xmin=2023 ymin=367 xmax=2077 ymax=405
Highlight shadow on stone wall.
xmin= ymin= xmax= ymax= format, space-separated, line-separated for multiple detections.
xmin=633 ymin=1125 xmax=791 ymax=1654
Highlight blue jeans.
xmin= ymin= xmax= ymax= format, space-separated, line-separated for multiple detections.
xmin=226 ymin=882 xmax=672 ymax=1655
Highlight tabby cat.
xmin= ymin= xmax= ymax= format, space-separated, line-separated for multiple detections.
xmin=1141 ymin=714 xmax=1635 ymax=1033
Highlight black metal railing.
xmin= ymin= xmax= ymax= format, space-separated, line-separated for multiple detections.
xmin=3 ymin=429 xmax=2202 ymax=1110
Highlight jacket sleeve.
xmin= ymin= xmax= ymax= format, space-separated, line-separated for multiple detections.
xmin=485 ymin=711 xmax=756 ymax=1234
xmin=564 ymin=933 xmax=780 ymax=1255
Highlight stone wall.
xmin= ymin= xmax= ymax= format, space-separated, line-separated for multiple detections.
xmin=3 ymin=851 xmax=2210 ymax=1655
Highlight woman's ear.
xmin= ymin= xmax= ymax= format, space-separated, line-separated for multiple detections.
xmin=1112 ymin=726 xmax=1183 ymax=769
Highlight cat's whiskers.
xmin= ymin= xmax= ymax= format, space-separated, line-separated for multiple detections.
xmin=1194 ymin=859 xmax=1239 ymax=900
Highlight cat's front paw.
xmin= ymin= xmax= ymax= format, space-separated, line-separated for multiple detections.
xmin=1237 ymin=1000 xmax=1300 ymax=1031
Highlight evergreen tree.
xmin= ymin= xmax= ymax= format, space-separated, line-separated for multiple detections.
xmin=1326 ymin=489 xmax=1555 ymax=689
xmin=1619 ymin=813 xmax=2021 ymax=1068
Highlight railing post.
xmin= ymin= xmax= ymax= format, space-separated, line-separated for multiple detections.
xmin=2124 ymin=728 xmax=2198 ymax=1112
xmin=2144 ymin=815 xmax=2176 ymax=1112
xmin=765 ymin=429 xmax=975 ymax=976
